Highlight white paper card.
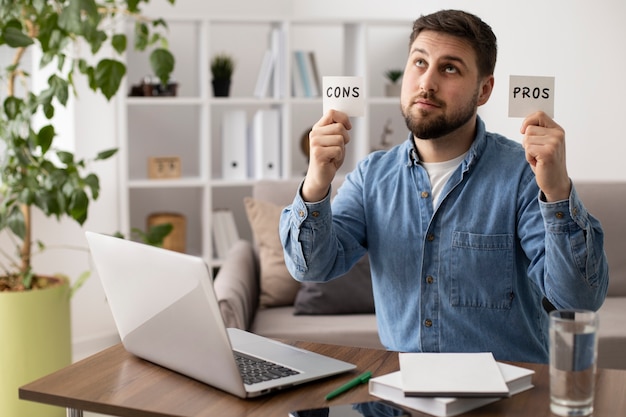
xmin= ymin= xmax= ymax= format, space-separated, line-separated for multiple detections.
xmin=322 ymin=76 xmax=365 ymax=117
xmin=508 ymin=75 xmax=555 ymax=118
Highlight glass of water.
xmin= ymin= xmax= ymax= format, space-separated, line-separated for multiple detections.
xmin=549 ymin=309 xmax=598 ymax=416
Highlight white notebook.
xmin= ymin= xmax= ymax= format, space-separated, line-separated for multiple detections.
xmin=399 ymin=352 xmax=510 ymax=397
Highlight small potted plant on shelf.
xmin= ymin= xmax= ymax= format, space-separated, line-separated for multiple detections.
xmin=384 ymin=69 xmax=403 ymax=97
xmin=211 ymin=53 xmax=235 ymax=97
xmin=0 ymin=1 xmax=176 ymax=416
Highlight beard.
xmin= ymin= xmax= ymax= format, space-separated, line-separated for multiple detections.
xmin=403 ymin=89 xmax=479 ymax=140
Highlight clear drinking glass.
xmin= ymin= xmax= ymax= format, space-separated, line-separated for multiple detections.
xmin=549 ymin=309 xmax=598 ymax=416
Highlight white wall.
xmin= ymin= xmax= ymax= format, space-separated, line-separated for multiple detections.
xmin=292 ymin=0 xmax=626 ymax=181
xmin=9 ymin=0 xmax=623 ymax=361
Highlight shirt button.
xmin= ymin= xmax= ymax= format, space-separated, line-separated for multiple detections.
xmin=555 ymin=211 xmax=564 ymax=219
xmin=424 ymin=319 xmax=433 ymax=327
xmin=311 ymin=211 xmax=320 ymax=217
xmin=421 ymin=191 xmax=429 ymax=198
xmin=426 ymin=233 xmax=435 ymax=242
xmin=426 ymin=276 xmax=434 ymax=284
xmin=298 ymin=210 xmax=305 ymax=217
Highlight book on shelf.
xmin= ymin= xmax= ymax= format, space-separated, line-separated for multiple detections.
xmin=399 ymin=352 xmax=510 ymax=397
xmin=292 ymin=50 xmax=320 ymax=97
xmin=254 ymin=27 xmax=285 ymax=98
xmin=271 ymin=27 xmax=286 ymax=98
xmin=250 ymin=108 xmax=281 ymax=179
xmin=369 ymin=361 xmax=534 ymax=417
xmin=221 ymin=110 xmax=248 ymax=180
xmin=253 ymin=49 xmax=275 ymax=98
xmin=212 ymin=210 xmax=240 ymax=260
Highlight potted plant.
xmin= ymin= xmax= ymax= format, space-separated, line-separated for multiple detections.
xmin=0 ymin=1 xmax=176 ymax=416
xmin=384 ymin=69 xmax=403 ymax=97
xmin=211 ymin=53 xmax=235 ymax=97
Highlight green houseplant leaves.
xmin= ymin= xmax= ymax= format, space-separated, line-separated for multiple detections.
xmin=0 ymin=0 xmax=176 ymax=291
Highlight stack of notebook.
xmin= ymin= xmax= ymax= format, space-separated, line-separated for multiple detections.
xmin=368 ymin=352 xmax=534 ymax=417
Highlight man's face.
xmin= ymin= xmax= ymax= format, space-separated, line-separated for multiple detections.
xmin=400 ymin=30 xmax=491 ymax=140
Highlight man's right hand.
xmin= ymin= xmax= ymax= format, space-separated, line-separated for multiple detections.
xmin=301 ymin=109 xmax=352 ymax=202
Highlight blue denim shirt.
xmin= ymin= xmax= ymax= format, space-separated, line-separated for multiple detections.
xmin=280 ymin=117 xmax=608 ymax=363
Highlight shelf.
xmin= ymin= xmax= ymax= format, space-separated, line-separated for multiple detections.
xmin=119 ymin=16 xmax=412 ymax=266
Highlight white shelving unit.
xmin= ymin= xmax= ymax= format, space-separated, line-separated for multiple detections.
xmin=118 ymin=16 xmax=412 ymax=267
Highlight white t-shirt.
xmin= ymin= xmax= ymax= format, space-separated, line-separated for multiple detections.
xmin=420 ymin=152 xmax=467 ymax=207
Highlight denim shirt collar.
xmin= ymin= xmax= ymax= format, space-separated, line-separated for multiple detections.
xmin=404 ymin=116 xmax=488 ymax=172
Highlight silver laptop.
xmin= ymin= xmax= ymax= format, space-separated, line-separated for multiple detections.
xmin=85 ymin=231 xmax=356 ymax=398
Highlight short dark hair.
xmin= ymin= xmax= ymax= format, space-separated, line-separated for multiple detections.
xmin=410 ymin=9 xmax=497 ymax=78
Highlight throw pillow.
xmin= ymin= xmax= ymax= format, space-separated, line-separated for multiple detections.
xmin=243 ymin=197 xmax=301 ymax=307
xmin=243 ymin=196 xmax=376 ymax=315
xmin=293 ymin=254 xmax=375 ymax=315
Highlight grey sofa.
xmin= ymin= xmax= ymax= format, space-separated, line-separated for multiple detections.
xmin=214 ymin=179 xmax=626 ymax=369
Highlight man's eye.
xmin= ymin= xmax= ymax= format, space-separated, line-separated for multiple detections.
xmin=415 ymin=59 xmax=426 ymax=67
xmin=444 ymin=65 xmax=458 ymax=74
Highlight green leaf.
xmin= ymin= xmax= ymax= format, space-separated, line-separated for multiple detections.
xmin=49 ymin=74 xmax=69 ymax=106
xmin=3 ymin=26 xmax=34 ymax=47
xmin=87 ymin=30 xmax=108 ymax=55
xmin=77 ymin=59 xmax=89 ymax=74
xmin=7 ymin=205 xmax=26 ymax=239
xmin=111 ymin=34 xmax=127 ymax=55
xmin=152 ymin=18 xmax=168 ymax=29
xmin=37 ymin=125 xmax=55 ymax=154
xmin=127 ymin=0 xmax=141 ymax=13
xmin=19 ymin=188 xmax=36 ymax=205
xmin=134 ymin=22 xmax=149 ymax=50
xmin=43 ymin=103 xmax=55 ymax=119
xmin=94 ymin=59 xmax=126 ymax=100
xmin=57 ymin=0 xmax=82 ymax=34
xmin=95 ymin=148 xmax=118 ymax=160
xmin=70 ymin=270 xmax=91 ymax=297
xmin=57 ymin=151 xmax=74 ymax=164
xmin=145 ymin=223 xmax=174 ymax=246
xmin=83 ymin=173 xmax=100 ymax=199
xmin=3 ymin=96 xmax=22 ymax=120
xmin=69 ymin=189 xmax=88 ymax=224
xmin=150 ymin=48 xmax=175 ymax=86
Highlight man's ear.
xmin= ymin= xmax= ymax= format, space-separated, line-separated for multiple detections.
xmin=477 ymin=75 xmax=495 ymax=106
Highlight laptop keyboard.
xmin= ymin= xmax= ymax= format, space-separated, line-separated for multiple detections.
xmin=234 ymin=352 xmax=300 ymax=385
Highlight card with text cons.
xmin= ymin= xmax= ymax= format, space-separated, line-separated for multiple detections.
xmin=322 ymin=76 xmax=366 ymax=117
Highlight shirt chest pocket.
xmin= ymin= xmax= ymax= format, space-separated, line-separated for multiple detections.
xmin=450 ymin=231 xmax=514 ymax=310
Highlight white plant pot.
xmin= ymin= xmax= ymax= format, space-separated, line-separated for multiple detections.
xmin=385 ymin=83 xmax=401 ymax=97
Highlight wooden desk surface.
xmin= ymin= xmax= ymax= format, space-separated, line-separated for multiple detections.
xmin=20 ymin=342 xmax=626 ymax=417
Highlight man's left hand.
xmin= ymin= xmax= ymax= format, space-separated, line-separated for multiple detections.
xmin=520 ymin=111 xmax=571 ymax=202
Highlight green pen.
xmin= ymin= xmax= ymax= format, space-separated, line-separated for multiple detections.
xmin=325 ymin=371 xmax=372 ymax=400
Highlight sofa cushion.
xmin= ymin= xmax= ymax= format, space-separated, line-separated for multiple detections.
xmin=574 ymin=182 xmax=626 ymax=297
xmin=244 ymin=195 xmax=376 ymax=315
xmin=294 ymin=255 xmax=375 ymax=315
xmin=213 ymin=240 xmax=259 ymax=329
xmin=597 ymin=297 xmax=626 ymax=369
xmin=244 ymin=197 xmax=300 ymax=307
xmin=251 ymin=306 xmax=384 ymax=349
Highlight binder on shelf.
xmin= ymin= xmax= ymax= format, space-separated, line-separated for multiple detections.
xmin=250 ymin=109 xmax=281 ymax=179
xmin=212 ymin=210 xmax=240 ymax=260
xmin=221 ymin=110 xmax=248 ymax=180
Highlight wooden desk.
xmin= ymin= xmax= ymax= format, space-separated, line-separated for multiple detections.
xmin=20 ymin=342 xmax=626 ymax=417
